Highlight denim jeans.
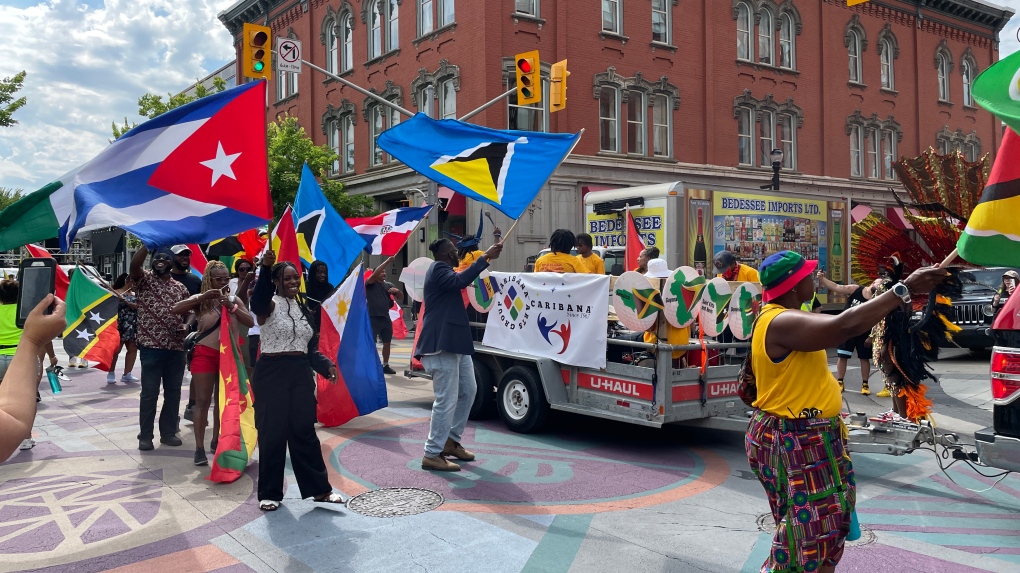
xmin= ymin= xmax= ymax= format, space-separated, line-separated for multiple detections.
xmin=137 ymin=347 xmax=186 ymax=440
xmin=422 ymin=351 xmax=477 ymax=457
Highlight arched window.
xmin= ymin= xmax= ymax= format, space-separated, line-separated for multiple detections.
xmin=962 ymin=60 xmax=974 ymax=106
xmin=326 ymin=22 xmax=338 ymax=74
xmin=369 ymin=1 xmax=382 ymax=58
xmin=880 ymin=39 xmax=894 ymax=90
xmin=387 ymin=0 xmax=399 ymax=51
xmin=758 ymin=10 xmax=773 ymax=65
xmin=778 ymin=14 xmax=795 ymax=69
xmin=341 ymin=14 xmax=353 ymax=72
xmin=937 ymin=54 xmax=950 ymax=101
xmin=847 ymin=30 xmax=862 ymax=83
xmin=736 ymin=3 xmax=752 ymax=61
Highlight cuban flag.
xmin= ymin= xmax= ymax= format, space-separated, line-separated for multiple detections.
xmin=316 ymin=264 xmax=388 ymax=427
xmin=0 ymin=81 xmax=272 ymax=252
xmin=347 ymin=206 xmax=432 ymax=256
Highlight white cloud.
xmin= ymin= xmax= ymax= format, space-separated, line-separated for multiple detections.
xmin=0 ymin=0 xmax=236 ymax=191
xmin=1000 ymin=1 xmax=1020 ymax=57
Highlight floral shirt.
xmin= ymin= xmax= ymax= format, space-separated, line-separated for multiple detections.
xmin=134 ymin=271 xmax=189 ymax=351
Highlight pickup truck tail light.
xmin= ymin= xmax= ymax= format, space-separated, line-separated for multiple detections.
xmin=990 ymin=347 xmax=1020 ymax=401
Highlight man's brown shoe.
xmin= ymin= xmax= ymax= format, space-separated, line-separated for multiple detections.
xmin=442 ymin=438 xmax=475 ymax=461
xmin=422 ymin=455 xmax=460 ymax=472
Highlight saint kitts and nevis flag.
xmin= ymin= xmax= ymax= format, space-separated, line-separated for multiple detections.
xmin=62 ymin=271 xmax=120 ymax=372
xmin=209 ymin=306 xmax=257 ymax=484
xmin=377 ymin=113 xmax=582 ymax=220
xmin=315 ymin=264 xmax=388 ymax=427
xmin=0 ymin=81 xmax=272 ymax=252
xmin=958 ymin=49 xmax=1020 ymax=267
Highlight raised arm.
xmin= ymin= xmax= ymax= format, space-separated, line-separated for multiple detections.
xmin=129 ymin=245 xmax=148 ymax=282
xmin=250 ymin=251 xmax=277 ymax=324
xmin=430 ymin=244 xmax=501 ymax=291
xmin=816 ymin=271 xmax=860 ymax=296
xmin=367 ymin=257 xmax=394 ymax=285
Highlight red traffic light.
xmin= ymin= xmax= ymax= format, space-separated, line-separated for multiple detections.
xmin=252 ymin=30 xmax=268 ymax=47
xmin=517 ymin=58 xmax=532 ymax=74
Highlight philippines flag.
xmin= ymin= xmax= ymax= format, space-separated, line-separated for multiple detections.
xmin=347 ymin=206 xmax=432 ymax=256
xmin=316 ymin=265 xmax=388 ymax=427
xmin=2 ymin=81 xmax=273 ymax=251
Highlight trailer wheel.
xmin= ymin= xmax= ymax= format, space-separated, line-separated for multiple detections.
xmin=468 ymin=362 xmax=497 ymax=420
xmin=497 ymin=366 xmax=549 ymax=433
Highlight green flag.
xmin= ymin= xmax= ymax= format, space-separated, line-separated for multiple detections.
xmin=0 ymin=181 xmax=68 ymax=251
xmin=972 ymin=49 xmax=1020 ymax=134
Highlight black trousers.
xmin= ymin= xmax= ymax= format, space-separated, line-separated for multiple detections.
xmin=138 ymin=347 xmax=186 ymax=440
xmin=251 ymin=354 xmax=331 ymax=502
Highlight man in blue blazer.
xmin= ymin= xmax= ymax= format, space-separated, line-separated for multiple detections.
xmin=414 ymin=238 xmax=503 ymax=471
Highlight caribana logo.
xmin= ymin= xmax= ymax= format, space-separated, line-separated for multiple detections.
xmin=537 ymin=314 xmax=572 ymax=354
xmin=496 ymin=275 xmax=531 ymax=330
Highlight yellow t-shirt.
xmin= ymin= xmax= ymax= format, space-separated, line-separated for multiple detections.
xmin=718 ymin=264 xmax=760 ymax=283
xmin=0 ymin=304 xmax=21 ymax=356
xmin=575 ymin=253 xmax=605 ymax=275
xmin=534 ymin=252 xmax=583 ymax=273
xmin=456 ymin=250 xmax=484 ymax=272
xmin=643 ymin=324 xmax=690 ymax=358
xmin=751 ymin=304 xmax=841 ymax=418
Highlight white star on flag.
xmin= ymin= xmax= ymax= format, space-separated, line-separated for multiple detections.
xmin=75 ymin=329 xmax=93 ymax=341
xmin=200 ymin=142 xmax=241 ymax=186
xmin=89 ymin=311 xmax=103 ymax=324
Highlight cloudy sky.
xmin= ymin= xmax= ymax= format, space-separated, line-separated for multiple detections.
xmin=2 ymin=0 xmax=1020 ymax=191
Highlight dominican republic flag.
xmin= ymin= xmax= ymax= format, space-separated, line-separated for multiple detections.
xmin=316 ymin=264 xmax=388 ymax=427
xmin=24 ymin=244 xmax=69 ymax=300
xmin=0 ymin=81 xmax=272 ymax=252
xmin=347 ymin=206 xmax=432 ymax=256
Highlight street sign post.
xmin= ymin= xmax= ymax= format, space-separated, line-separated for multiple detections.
xmin=276 ymin=38 xmax=302 ymax=74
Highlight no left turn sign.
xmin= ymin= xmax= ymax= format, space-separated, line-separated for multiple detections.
xmin=276 ymin=38 xmax=302 ymax=73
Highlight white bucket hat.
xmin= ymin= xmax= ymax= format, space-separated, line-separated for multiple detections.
xmin=644 ymin=258 xmax=671 ymax=278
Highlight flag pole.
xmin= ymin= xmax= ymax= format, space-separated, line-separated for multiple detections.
xmin=938 ymin=248 xmax=958 ymax=269
xmin=498 ymin=218 xmax=522 ymax=246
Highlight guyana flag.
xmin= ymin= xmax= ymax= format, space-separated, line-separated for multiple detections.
xmin=956 ymin=128 xmax=1020 ymax=267
xmin=208 ymin=306 xmax=258 ymax=483
xmin=62 ymin=271 xmax=120 ymax=371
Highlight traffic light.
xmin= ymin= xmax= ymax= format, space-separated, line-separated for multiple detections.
xmin=514 ymin=50 xmax=541 ymax=106
xmin=549 ymin=59 xmax=569 ymax=113
xmin=242 ymin=23 xmax=272 ymax=79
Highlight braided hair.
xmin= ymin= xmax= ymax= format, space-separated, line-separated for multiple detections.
xmin=198 ymin=261 xmax=229 ymax=316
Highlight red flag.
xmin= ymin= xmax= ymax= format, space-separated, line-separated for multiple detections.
xmin=186 ymin=243 xmax=208 ymax=277
xmin=237 ymin=229 xmax=266 ymax=262
xmin=24 ymin=244 xmax=69 ymax=300
xmin=625 ymin=208 xmax=645 ymax=271
xmin=208 ymin=307 xmax=257 ymax=483
xmin=389 ymin=302 xmax=407 ymax=340
xmin=994 ymin=292 xmax=1020 ymax=331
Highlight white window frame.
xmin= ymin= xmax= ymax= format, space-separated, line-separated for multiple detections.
xmin=369 ymin=1 xmax=383 ymax=58
xmin=882 ymin=129 xmax=896 ymax=180
xmin=387 ymin=0 xmax=399 ymax=51
xmin=778 ymin=113 xmax=795 ymax=170
xmin=602 ymin=0 xmax=622 ymax=35
xmin=419 ymin=0 xmax=434 ymax=36
xmin=439 ymin=0 xmax=454 ymax=26
xmin=370 ymin=105 xmax=384 ymax=166
xmin=848 ymin=30 xmax=862 ymax=84
xmin=652 ymin=94 xmax=671 ymax=158
xmin=758 ymin=9 xmax=773 ymax=66
xmin=342 ymin=115 xmax=355 ymax=174
xmin=326 ymin=21 xmax=338 ymax=74
xmin=599 ymin=86 xmax=620 ymax=153
xmin=627 ymin=90 xmax=646 ymax=156
xmin=937 ymin=54 xmax=950 ymax=102
xmin=440 ymin=78 xmax=456 ymax=119
xmin=652 ymin=0 xmax=670 ymax=45
xmin=327 ymin=119 xmax=340 ymax=175
xmin=515 ymin=0 xmax=537 ymax=17
xmin=737 ymin=106 xmax=753 ymax=166
xmin=880 ymin=39 xmax=894 ymax=90
xmin=759 ymin=110 xmax=775 ymax=167
xmin=341 ymin=15 xmax=353 ymax=72
xmin=965 ymin=142 xmax=978 ymax=162
xmin=418 ymin=84 xmax=435 ymax=118
xmin=850 ymin=124 xmax=863 ymax=177
xmin=778 ymin=13 xmax=795 ymax=69
xmin=866 ymin=128 xmax=879 ymax=179
xmin=276 ymin=68 xmax=297 ymax=101
xmin=736 ymin=2 xmax=752 ymax=61
xmin=962 ymin=60 xmax=974 ymax=107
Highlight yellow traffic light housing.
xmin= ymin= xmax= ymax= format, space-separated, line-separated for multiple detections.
xmin=242 ymin=23 xmax=272 ymax=79
xmin=514 ymin=50 xmax=541 ymax=106
xmin=549 ymin=59 xmax=568 ymax=113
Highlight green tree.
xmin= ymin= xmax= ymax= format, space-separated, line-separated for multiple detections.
xmin=267 ymin=114 xmax=373 ymax=219
xmin=112 ymin=77 xmax=227 ymax=139
xmin=0 ymin=188 xmax=23 ymax=211
xmin=0 ymin=71 xmax=27 ymax=128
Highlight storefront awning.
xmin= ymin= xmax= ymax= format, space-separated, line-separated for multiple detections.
xmin=850 ymin=204 xmax=872 ymax=223
xmin=886 ymin=207 xmax=915 ymax=231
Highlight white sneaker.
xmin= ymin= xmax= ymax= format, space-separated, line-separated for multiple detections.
xmin=68 ymin=357 xmax=78 ymax=368
xmin=121 ymin=373 xmax=139 ymax=383
xmin=106 ymin=372 xmax=116 ymax=384
xmin=52 ymin=366 xmax=70 ymax=382
xmin=19 ymin=439 xmax=35 ymax=450
xmin=78 ymin=359 xmax=89 ymax=369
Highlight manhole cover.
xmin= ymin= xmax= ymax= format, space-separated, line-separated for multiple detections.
xmin=755 ymin=513 xmax=876 ymax=547
xmin=346 ymin=487 xmax=444 ymax=518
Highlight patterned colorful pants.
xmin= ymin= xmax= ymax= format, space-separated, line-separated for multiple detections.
xmin=745 ymin=410 xmax=856 ymax=573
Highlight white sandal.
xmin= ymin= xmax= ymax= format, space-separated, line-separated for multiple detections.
xmin=259 ymin=500 xmax=280 ymax=511
xmin=313 ymin=492 xmax=346 ymax=504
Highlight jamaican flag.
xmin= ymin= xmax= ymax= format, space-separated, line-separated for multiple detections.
xmin=208 ymin=306 xmax=257 ymax=483
xmin=62 ymin=272 xmax=120 ymax=371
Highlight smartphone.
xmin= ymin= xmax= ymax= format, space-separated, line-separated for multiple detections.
xmin=16 ymin=258 xmax=56 ymax=329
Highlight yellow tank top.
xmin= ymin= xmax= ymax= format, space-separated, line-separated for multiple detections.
xmin=751 ymin=304 xmax=841 ymax=419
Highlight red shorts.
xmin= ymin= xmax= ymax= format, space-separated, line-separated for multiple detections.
xmin=190 ymin=345 xmax=219 ymax=374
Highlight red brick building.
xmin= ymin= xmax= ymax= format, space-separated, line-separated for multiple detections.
xmin=219 ymin=0 xmax=1013 ymax=272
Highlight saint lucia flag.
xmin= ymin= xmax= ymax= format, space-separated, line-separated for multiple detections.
xmin=293 ymin=163 xmax=369 ymax=284
xmin=0 ymin=81 xmax=272 ymax=251
xmin=62 ymin=271 xmax=120 ymax=371
xmin=377 ymin=114 xmax=582 ymax=219
xmin=316 ymin=264 xmax=388 ymax=427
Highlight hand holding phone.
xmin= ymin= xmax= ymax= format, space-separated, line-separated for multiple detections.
xmin=16 ymin=258 xmax=56 ymax=329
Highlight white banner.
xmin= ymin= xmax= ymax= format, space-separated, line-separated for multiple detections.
xmin=483 ymin=272 xmax=609 ymax=369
